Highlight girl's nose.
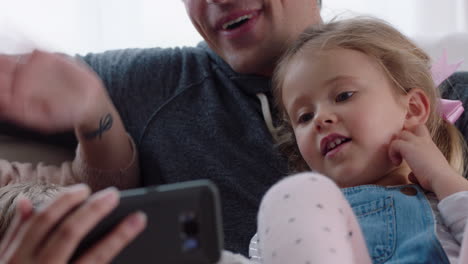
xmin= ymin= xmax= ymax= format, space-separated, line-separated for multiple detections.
xmin=314 ymin=112 xmax=336 ymax=131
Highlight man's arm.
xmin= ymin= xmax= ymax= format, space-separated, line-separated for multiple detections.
xmin=0 ymin=50 xmax=140 ymax=190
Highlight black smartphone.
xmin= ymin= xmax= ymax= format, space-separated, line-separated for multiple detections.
xmin=71 ymin=179 xmax=223 ymax=264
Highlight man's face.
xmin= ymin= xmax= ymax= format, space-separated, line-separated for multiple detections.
xmin=182 ymin=0 xmax=322 ymax=76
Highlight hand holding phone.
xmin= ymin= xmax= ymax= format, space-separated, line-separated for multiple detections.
xmin=0 ymin=185 xmax=146 ymax=264
xmin=72 ymin=179 xmax=223 ymax=264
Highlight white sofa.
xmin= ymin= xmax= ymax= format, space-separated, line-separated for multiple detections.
xmin=414 ymin=33 xmax=468 ymax=71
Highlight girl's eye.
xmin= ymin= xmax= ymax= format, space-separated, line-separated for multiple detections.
xmin=335 ymin=91 xmax=355 ymax=102
xmin=298 ymin=113 xmax=314 ymax=124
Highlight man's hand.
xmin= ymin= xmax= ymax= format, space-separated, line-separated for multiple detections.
xmin=0 ymin=185 xmax=147 ymax=264
xmin=0 ymin=50 xmax=114 ymax=133
xmin=0 ymin=50 xmax=136 ymax=176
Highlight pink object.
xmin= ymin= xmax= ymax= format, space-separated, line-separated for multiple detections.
xmin=431 ymin=51 xmax=465 ymax=123
xmin=439 ymin=99 xmax=464 ymax=124
xmin=431 ymin=50 xmax=464 ymax=87
xmin=257 ymin=173 xmax=372 ymax=264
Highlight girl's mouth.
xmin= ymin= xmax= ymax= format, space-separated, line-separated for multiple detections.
xmin=324 ymin=139 xmax=351 ymax=158
xmin=321 ymin=136 xmax=352 ymax=156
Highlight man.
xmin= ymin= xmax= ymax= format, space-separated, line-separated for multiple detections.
xmin=0 ymin=0 xmax=323 ymax=259
xmin=78 ymin=0 xmax=323 ymax=255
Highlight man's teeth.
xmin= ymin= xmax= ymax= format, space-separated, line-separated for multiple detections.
xmin=222 ymin=14 xmax=253 ymax=30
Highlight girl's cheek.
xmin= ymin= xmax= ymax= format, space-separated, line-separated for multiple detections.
xmin=298 ymin=142 xmax=315 ymax=165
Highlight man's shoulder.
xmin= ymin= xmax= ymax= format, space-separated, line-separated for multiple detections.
xmin=447 ymin=72 xmax=468 ymax=88
xmin=79 ymin=45 xmax=212 ymax=72
xmin=78 ymin=45 xmax=220 ymax=97
xmin=442 ymin=71 xmax=468 ymax=98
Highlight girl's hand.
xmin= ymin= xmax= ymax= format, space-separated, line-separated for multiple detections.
xmin=0 ymin=185 xmax=147 ymax=264
xmin=0 ymin=50 xmax=115 ymax=133
xmin=388 ymin=124 xmax=457 ymax=192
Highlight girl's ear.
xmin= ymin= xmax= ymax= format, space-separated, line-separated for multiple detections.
xmin=403 ymin=88 xmax=431 ymax=129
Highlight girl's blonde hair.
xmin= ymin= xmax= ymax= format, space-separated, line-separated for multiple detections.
xmin=273 ymin=17 xmax=466 ymax=175
xmin=0 ymin=182 xmax=61 ymax=237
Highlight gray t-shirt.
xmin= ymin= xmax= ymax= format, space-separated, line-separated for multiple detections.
xmin=80 ymin=42 xmax=289 ymax=255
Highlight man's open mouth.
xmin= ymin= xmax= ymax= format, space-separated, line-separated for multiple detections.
xmin=222 ymin=14 xmax=253 ymax=30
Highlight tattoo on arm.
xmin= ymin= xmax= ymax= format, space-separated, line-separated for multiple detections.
xmin=83 ymin=113 xmax=113 ymax=140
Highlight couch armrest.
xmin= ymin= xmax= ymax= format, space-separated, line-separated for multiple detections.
xmin=0 ymin=122 xmax=76 ymax=165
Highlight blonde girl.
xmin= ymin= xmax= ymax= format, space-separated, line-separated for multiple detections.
xmin=250 ymin=17 xmax=468 ymax=264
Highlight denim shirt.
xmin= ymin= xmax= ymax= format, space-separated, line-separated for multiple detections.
xmin=342 ymin=184 xmax=450 ymax=264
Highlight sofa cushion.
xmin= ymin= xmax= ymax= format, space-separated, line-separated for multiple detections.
xmin=0 ymin=124 xmax=76 ymax=165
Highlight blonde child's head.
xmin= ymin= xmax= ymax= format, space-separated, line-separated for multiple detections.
xmin=0 ymin=182 xmax=62 ymax=237
xmin=273 ymin=17 xmax=465 ymax=185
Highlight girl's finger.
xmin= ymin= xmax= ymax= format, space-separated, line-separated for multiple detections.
xmin=412 ymin=124 xmax=430 ymax=137
xmin=396 ymin=130 xmax=416 ymax=141
xmin=75 ymin=212 xmax=147 ymax=264
xmin=408 ymin=172 xmax=419 ymax=185
xmin=388 ymin=139 xmax=404 ymax=166
xmin=37 ymin=188 xmax=119 ymax=263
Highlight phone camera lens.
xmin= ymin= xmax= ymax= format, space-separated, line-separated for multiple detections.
xmin=182 ymin=238 xmax=199 ymax=251
xmin=179 ymin=212 xmax=200 ymax=252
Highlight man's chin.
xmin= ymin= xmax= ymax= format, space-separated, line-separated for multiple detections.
xmin=227 ymin=57 xmax=274 ymax=76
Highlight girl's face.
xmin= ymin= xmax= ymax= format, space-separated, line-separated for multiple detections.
xmin=281 ymin=47 xmax=411 ymax=187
